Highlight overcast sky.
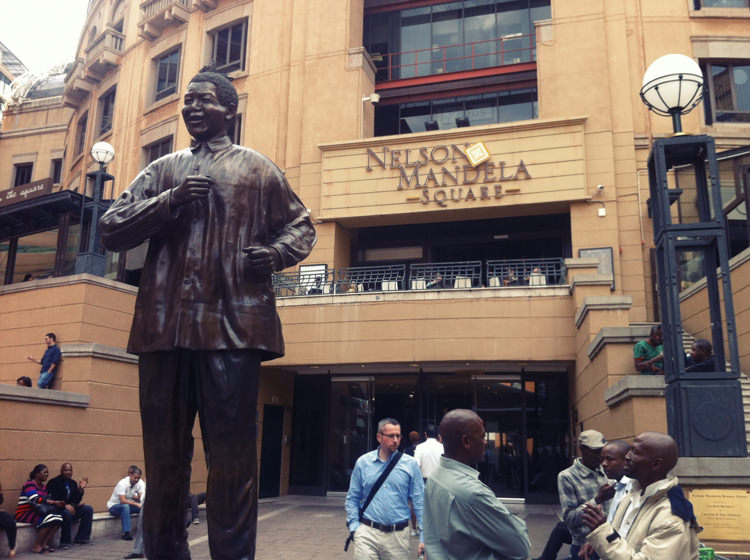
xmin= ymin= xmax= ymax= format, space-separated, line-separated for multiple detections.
xmin=0 ymin=0 xmax=89 ymax=75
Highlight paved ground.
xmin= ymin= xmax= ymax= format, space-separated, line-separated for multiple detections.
xmin=8 ymin=494 xmax=742 ymax=559
xmin=8 ymin=495 xmax=563 ymax=559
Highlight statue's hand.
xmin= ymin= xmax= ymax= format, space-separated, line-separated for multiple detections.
xmin=170 ymin=175 xmax=213 ymax=208
xmin=242 ymin=246 xmax=280 ymax=277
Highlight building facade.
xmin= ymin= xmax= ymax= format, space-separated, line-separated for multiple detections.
xmin=2 ymin=0 xmax=750 ymax=539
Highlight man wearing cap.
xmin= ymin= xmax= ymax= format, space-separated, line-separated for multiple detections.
xmin=557 ymin=430 xmax=614 ymax=560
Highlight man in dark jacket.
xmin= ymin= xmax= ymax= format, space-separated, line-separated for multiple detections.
xmin=100 ymin=71 xmax=315 ymax=560
xmin=46 ymin=463 xmax=93 ymax=547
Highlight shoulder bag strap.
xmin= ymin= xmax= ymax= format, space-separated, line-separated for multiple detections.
xmin=359 ymin=451 xmax=403 ymax=520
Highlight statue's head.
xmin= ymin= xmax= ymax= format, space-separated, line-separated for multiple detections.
xmin=182 ymin=71 xmax=238 ymax=142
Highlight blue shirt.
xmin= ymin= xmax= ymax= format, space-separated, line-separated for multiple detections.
xmin=345 ymin=449 xmax=424 ymax=540
xmin=40 ymin=345 xmax=61 ymax=373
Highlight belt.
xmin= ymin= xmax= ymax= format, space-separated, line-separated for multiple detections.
xmin=359 ymin=518 xmax=409 ymax=533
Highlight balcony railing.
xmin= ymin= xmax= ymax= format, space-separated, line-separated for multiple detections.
xmin=272 ymin=258 xmax=565 ymax=297
xmin=372 ymin=33 xmax=536 ymax=82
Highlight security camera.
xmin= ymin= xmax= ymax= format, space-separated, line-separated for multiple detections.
xmin=370 ymin=93 xmax=381 ymax=104
xmin=596 ymin=184 xmax=605 ymax=192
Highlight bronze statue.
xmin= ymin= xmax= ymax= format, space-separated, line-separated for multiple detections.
xmin=100 ymin=71 xmax=316 ymax=560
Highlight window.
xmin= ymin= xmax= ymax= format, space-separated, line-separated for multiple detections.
xmin=695 ymin=0 xmax=749 ymax=7
xmin=375 ymin=88 xmax=538 ymax=136
xmin=0 ymin=71 xmax=11 ymax=86
xmin=76 ymin=112 xmax=88 ymax=156
xmin=364 ymin=0 xmax=551 ymax=81
xmin=51 ymin=159 xmax=63 ymax=184
xmin=13 ymin=163 xmax=33 ymax=186
xmin=99 ymin=87 xmax=116 ymax=135
xmin=155 ymin=48 xmax=180 ymax=101
xmin=145 ymin=136 xmax=173 ymax=165
xmin=228 ymin=114 xmax=242 ymax=145
xmin=211 ymin=20 xmax=248 ymax=73
xmin=703 ymin=61 xmax=750 ymax=124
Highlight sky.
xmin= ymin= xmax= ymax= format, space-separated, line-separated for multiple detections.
xmin=0 ymin=0 xmax=89 ymax=76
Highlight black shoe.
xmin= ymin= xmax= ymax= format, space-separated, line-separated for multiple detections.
xmin=122 ymin=532 xmax=133 ymax=541
xmin=123 ymin=554 xmax=144 ymax=559
xmin=74 ymin=539 xmax=92 ymax=545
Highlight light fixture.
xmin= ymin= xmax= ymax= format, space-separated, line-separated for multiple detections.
xmin=639 ymin=54 xmax=704 ymax=134
xmin=362 ymin=93 xmax=380 ymax=104
xmin=90 ymin=141 xmax=115 ymax=167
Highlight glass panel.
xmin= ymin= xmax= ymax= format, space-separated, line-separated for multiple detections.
xmin=15 ymin=231 xmax=58 ymax=282
xmin=702 ymin=0 xmax=748 ymax=6
xmin=229 ymin=23 xmax=244 ymax=67
xmin=216 ymin=29 xmax=229 ymax=65
xmin=432 ymin=97 xmax=464 ymax=130
xmin=712 ymin=64 xmax=733 ymax=111
xmin=400 ymin=101 xmax=431 ymax=133
xmin=328 ymin=378 xmax=372 ymax=492
xmin=432 ymin=3 xmax=463 ymax=73
xmin=464 ymin=0 xmax=497 ymax=70
xmin=465 ymin=93 xmax=498 ymax=126
xmin=62 ymin=223 xmax=81 ymax=276
xmin=399 ymin=8 xmax=431 ymax=79
xmin=733 ymin=64 xmax=750 ymax=111
xmin=498 ymin=87 xmax=536 ymax=122
xmin=497 ymin=0 xmax=529 ymax=64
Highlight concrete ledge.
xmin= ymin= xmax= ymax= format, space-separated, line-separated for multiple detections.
xmin=674 ymin=457 xmax=750 ymax=485
xmin=569 ymin=274 xmax=614 ymax=294
xmin=605 ymin=375 xmax=666 ymax=407
xmin=588 ymin=326 xmax=653 ymax=360
xmin=574 ymin=295 xmax=632 ymax=329
xmin=564 ymin=257 xmax=601 ymax=270
xmin=1 ymin=512 xmax=139 ymax=555
xmin=0 ymin=273 xmax=138 ymax=297
xmin=62 ymin=343 xmax=138 ymax=364
xmin=0 ymin=384 xmax=90 ymax=407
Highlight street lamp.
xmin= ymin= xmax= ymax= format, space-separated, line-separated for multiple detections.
xmin=75 ymin=142 xmax=115 ymax=277
xmin=640 ymin=54 xmax=704 ymax=134
xmin=642 ymin=55 xmax=746 ymax=457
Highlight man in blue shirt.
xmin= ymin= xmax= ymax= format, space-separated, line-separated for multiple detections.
xmin=346 ymin=418 xmax=425 ymax=559
xmin=26 ymin=332 xmax=61 ymax=388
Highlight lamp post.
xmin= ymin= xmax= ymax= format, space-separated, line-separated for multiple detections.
xmin=75 ymin=142 xmax=115 ymax=277
xmin=641 ymin=55 xmax=746 ymax=457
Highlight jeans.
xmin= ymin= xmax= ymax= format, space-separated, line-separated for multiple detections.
xmin=109 ymin=504 xmax=140 ymax=533
xmin=38 ymin=370 xmax=55 ymax=388
xmin=60 ymin=505 xmax=94 ymax=544
xmin=132 ymin=505 xmax=144 ymax=555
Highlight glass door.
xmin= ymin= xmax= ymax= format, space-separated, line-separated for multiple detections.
xmin=328 ymin=377 xmax=373 ymax=492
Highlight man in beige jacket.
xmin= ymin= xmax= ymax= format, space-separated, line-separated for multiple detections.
xmin=580 ymin=431 xmax=700 ymax=560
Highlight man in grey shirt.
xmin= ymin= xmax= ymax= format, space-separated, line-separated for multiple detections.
xmin=424 ymin=409 xmax=530 ymax=559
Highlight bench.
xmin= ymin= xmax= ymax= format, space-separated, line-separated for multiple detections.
xmin=0 ymin=511 xmax=140 ymax=554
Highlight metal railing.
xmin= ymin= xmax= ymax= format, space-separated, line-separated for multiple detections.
xmin=140 ymin=0 xmax=191 ymax=19
xmin=486 ymin=258 xmax=566 ymax=287
xmin=336 ymin=265 xmax=406 ymax=293
xmin=372 ymin=33 xmax=536 ymax=82
xmin=408 ymin=261 xmax=483 ymax=290
xmin=272 ymin=258 xmax=566 ymax=297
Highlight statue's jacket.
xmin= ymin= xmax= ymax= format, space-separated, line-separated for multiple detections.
xmin=99 ymin=136 xmax=316 ymax=360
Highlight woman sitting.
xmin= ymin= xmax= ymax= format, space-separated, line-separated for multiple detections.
xmin=15 ymin=465 xmax=64 ymax=554
xmin=0 ymin=476 xmax=17 ymax=558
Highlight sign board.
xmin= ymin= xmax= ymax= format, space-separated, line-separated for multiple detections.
xmin=0 ymin=178 xmax=53 ymax=209
xmin=689 ymin=488 xmax=750 ymax=541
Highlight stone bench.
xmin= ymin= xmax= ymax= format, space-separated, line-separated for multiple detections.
xmin=0 ymin=511 xmax=139 ymax=554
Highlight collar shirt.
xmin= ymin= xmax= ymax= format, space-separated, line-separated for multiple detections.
xmin=607 ymin=476 xmax=633 ymax=523
xmin=40 ymin=345 xmax=61 ymax=373
xmin=557 ymin=457 xmax=612 ymax=545
xmin=100 ymin=136 xmax=316 ymax=357
xmin=424 ymin=456 xmax=530 ymax=560
xmin=414 ymin=437 xmax=444 ymax=479
xmin=345 ymin=449 xmax=424 ymax=540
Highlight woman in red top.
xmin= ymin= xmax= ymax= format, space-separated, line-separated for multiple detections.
xmin=14 ymin=465 xmax=64 ymax=553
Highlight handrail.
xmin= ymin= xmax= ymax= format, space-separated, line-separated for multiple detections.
xmin=272 ymin=258 xmax=566 ymax=297
xmin=372 ymin=33 xmax=536 ymax=82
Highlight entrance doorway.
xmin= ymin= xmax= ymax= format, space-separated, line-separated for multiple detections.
xmin=288 ymin=369 xmax=568 ymax=502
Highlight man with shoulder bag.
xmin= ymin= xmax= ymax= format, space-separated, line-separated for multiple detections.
xmin=345 ymin=418 xmax=425 ymax=559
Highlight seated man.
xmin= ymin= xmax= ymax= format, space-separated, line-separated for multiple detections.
xmin=582 ymin=431 xmax=700 ymax=559
xmin=634 ymin=325 xmax=663 ymax=374
xmin=686 ymin=339 xmax=717 ymax=372
xmin=46 ymin=462 xmax=94 ymax=547
xmin=107 ymin=466 xmax=145 ymax=540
